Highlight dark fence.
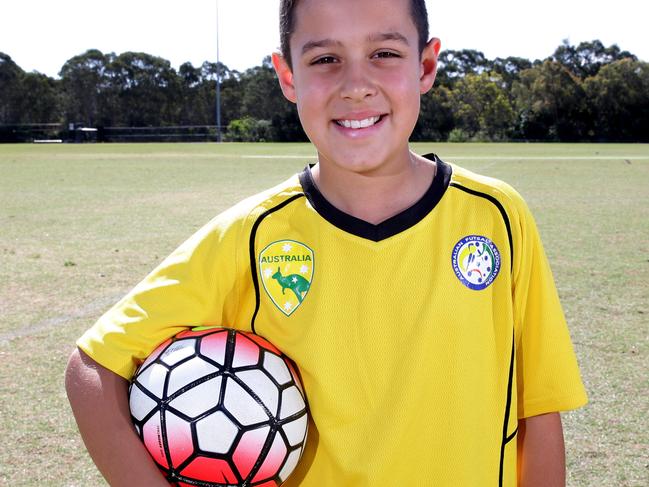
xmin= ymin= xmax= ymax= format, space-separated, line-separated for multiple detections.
xmin=101 ymin=125 xmax=222 ymax=142
xmin=0 ymin=123 xmax=64 ymax=143
xmin=0 ymin=124 xmax=227 ymax=143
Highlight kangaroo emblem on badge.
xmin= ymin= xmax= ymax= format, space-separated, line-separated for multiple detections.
xmin=272 ymin=268 xmax=310 ymax=303
xmin=259 ymin=240 xmax=314 ymax=316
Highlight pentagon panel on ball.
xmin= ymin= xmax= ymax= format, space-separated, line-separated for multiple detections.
xmin=128 ymin=327 xmax=309 ymax=486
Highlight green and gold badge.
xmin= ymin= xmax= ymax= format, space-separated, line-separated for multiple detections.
xmin=259 ymin=240 xmax=314 ymax=316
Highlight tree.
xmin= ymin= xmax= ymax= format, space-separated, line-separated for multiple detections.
xmin=436 ymin=49 xmax=491 ymax=86
xmin=0 ymin=53 xmax=61 ymax=125
xmin=414 ymin=85 xmax=454 ymax=141
xmin=240 ymin=58 xmax=284 ymax=119
xmin=15 ymin=72 xmax=62 ymax=123
xmin=179 ymin=62 xmax=201 ymax=88
xmin=0 ymin=53 xmax=25 ymax=123
xmin=189 ymin=61 xmax=242 ymax=127
xmin=491 ymin=57 xmax=533 ymax=91
xmin=106 ymin=52 xmax=182 ymax=126
xmin=1 ymin=38 xmax=647 ymax=143
xmin=583 ymin=59 xmax=649 ymax=141
xmin=512 ymin=61 xmax=588 ymax=140
xmin=238 ymin=56 xmax=305 ymax=141
xmin=226 ymin=117 xmax=276 ymax=142
xmin=552 ymin=39 xmax=637 ymax=79
xmin=449 ymin=73 xmax=515 ymax=141
xmin=59 ymin=49 xmax=111 ymax=126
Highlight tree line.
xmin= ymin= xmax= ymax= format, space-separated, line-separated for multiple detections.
xmin=0 ymin=39 xmax=647 ymax=142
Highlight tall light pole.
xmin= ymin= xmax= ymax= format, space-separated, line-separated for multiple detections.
xmin=215 ymin=0 xmax=222 ymax=142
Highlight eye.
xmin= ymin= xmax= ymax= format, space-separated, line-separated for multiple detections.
xmin=311 ymin=56 xmax=338 ymax=65
xmin=373 ymin=51 xmax=401 ymax=59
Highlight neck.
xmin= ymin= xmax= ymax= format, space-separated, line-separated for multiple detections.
xmin=310 ymin=151 xmax=436 ymax=225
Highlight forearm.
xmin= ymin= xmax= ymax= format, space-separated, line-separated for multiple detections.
xmin=65 ymin=348 xmax=169 ymax=487
xmin=517 ymin=412 xmax=566 ymax=487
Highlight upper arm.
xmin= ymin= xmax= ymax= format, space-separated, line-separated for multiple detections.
xmin=65 ymin=348 xmax=169 ymax=486
xmin=517 ymin=413 xmax=565 ymax=487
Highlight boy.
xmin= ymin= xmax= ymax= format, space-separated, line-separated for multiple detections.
xmin=65 ymin=0 xmax=588 ymax=485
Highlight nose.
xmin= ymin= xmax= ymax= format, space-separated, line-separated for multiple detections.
xmin=339 ymin=62 xmax=377 ymax=101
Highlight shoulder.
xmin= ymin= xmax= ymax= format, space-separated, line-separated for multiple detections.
xmin=443 ymin=161 xmax=541 ymax=247
xmin=444 ymin=161 xmax=552 ymax=292
xmin=446 ymin=162 xmax=530 ymax=219
xmin=443 ymin=161 xmax=542 ymax=279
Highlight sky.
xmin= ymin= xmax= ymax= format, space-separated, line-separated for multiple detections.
xmin=2 ymin=0 xmax=647 ymax=78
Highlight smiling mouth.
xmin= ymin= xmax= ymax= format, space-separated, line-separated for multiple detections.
xmin=334 ymin=115 xmax=384 ymax=129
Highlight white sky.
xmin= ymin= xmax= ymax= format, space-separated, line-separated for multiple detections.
xmin=2 ymin=0 xmax=647 ymax=77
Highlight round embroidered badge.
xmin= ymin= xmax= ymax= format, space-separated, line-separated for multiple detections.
xmin=451 ymin=235 xmax=501 ymax=290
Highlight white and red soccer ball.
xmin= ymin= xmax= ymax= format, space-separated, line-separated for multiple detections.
xmin=128 ymin=327 xmax=308 ymax=486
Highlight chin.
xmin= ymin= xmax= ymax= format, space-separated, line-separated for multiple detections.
xmin=330 ymin=154 xmax=397 ymax=177
xmin=311 ymin=130 xmax=409 ymax=176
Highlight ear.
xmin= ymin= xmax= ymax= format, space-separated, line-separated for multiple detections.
xmin=272 ymin=51 xmax=297 ymax=103
xmin=419 ymin=37 xmax=441 ymax=95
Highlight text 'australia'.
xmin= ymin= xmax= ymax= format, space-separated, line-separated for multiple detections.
xmin=260 ymin=255 xmax=312 ymax=264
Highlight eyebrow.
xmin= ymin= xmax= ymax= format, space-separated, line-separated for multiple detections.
xmin=301 ymin=39 xmax=342 ymax=55
xmin=367 ymin=32 xmax=410 ymax=45
xmin=300 ymin=31 xmax=410 ymax=56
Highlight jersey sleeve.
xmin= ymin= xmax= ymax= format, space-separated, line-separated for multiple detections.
xmin=512 ymin=196 xmax=588 ymax=419
xmin=76 ymin=209 xmax=245 ymax=379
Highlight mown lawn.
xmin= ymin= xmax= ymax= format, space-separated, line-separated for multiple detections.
xmin=0 ymin=142 xmax=647 ymax=486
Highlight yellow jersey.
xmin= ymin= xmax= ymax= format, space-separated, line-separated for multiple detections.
xmin=78 ymin=154 xmax=587 ymax=486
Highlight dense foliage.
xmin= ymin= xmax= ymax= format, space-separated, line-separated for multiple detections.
xmin=1 ymin=40 xmax=647 ymax=141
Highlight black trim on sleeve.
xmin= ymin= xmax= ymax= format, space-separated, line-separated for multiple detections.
xmin=248 ymin=194 xmax=305 ymax=334
xmin=498 ymin=332 xmax=516 ymax=487
xmin=504 ymin=427 xmax=518 ymax=445
xmin=298 ymin=153 xmax=452 ymax=242
xmin=448 ymin=182 xmax=514 ymax=273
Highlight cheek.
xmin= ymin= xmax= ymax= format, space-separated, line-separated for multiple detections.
xmin=383 ymin=72 xmax=421 ymax=122
xmin=293 ymin=87 xmax=326 ymax=144
xmin=381 ymin=67 xmax=420 ymax=98
xmin=295 ymin=80 xmax=333 ymax=125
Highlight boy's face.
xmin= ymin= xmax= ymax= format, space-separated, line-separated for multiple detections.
xmin=273 ymin=0 xmax=440 ymax=176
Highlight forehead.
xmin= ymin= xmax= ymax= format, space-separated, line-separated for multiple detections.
xmin=291 ymin=0 xmax=417 ymax=43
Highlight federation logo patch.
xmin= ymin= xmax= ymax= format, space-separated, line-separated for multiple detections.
xmin=259 ymin=240 xmax=314 ymax=316
xmin=452 ymin=235 xmax=501 ymax=290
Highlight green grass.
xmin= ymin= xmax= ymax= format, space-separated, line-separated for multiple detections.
xmin=1 ymin=142 xmax=648 ymax=486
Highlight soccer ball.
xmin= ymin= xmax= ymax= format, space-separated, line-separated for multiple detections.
xmin=128 ymin=327 xmax=308 ymax=486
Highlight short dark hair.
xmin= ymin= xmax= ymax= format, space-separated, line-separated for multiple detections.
xmin=279 ymin=0 xmax=429 ymax=69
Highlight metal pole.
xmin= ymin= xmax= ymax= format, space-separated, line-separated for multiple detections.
xmin=216 ymin=0 xmax=222 ymax=142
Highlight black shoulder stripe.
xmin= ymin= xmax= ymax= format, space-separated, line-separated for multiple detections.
xmin=451 ymin=182 xmax=516 ymax=485
xmin=449 ymin=182 xmax=513 ymax=273
xmin=248 ymin=194 xmax=305 ymax=334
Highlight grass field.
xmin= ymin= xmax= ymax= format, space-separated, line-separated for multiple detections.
xmin=0 ymin=142 xmax=647 ymax=486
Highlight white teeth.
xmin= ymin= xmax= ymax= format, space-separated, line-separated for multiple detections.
xmin=337 ymin=116 xmax=381 ymax=129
